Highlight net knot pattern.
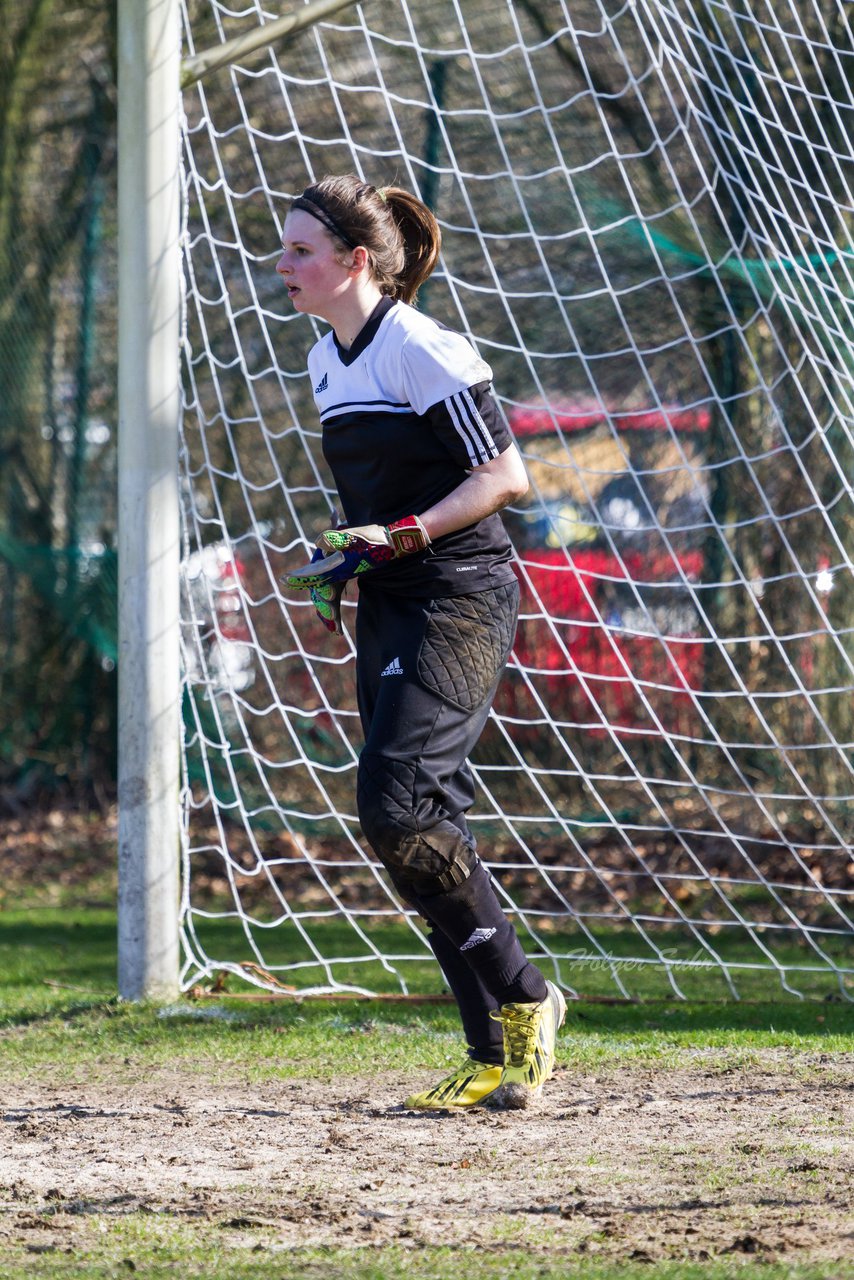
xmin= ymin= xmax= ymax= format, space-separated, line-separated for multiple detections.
xmin=178 ymin=0 xmax=854 ymax=1003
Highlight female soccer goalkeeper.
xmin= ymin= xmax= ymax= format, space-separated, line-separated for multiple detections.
xmin=279 ymin=175 xmax=564 ymax=1110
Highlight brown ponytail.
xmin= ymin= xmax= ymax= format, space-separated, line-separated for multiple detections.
xmin=292 ymin=175 xmax=441 ymax=305
xmin=380 ymin=187 xmax=441 ymax=304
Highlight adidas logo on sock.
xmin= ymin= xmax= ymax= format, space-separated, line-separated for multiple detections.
xmin=460 ymin=926 xmax=497 ymax=952
xmin=314 ymin=371 xmax=328 ymax=394
xmin=380 ymin=656 xmax=403 ymax=677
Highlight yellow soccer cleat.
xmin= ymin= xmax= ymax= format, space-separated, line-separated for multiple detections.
xmin=488 ymin=979 xmax=567 ymax=1110
xmin=404 ymin=1058 xmax=504 ymax=1110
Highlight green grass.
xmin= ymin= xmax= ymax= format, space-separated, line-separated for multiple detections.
xmin=181 ymin=906 xmax=853 ymax=1003
xmin=0 ymin=1251 xmax=838 ymax=1280
xmin=0 ymin=1236 xmax=851 ymax=1280
xmin=1 ymin=905 xmax=852 ymax=1280
xmin=0 ymin=907 xmax=851 ymax=1084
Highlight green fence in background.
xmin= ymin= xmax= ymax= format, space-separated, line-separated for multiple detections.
xmin=0 ymin=1 xmax=118 ymax=805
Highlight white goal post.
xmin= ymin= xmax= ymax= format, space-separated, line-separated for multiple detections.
xmin=117 ymin=0 xmax=182 ymax=1001
xmin=120 ymin=0 xmax=854 ymax=1002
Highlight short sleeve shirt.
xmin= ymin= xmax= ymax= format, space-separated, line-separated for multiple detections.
xmin=307 ymin=297 xmax=518 ymax=597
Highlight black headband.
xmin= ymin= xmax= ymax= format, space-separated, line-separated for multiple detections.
xmin=291 ymin=195 xmax=358 ymax=249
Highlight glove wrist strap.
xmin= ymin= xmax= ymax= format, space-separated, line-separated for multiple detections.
xmin=386 ymin=514 xmax=431 ymax=556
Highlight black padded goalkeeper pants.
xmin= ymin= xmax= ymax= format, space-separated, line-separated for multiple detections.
xmin=355 ymin=579 xmax=546 ymax=1062
xmin=355 ymin=579 xmax=518 ymax=898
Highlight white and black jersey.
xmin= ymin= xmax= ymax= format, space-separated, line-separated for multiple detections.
xmin=308 ymin=296 xmax=517 ymax=596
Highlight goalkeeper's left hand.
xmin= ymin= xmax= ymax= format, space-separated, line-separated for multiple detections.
xmin=311 ymin=580 xmax=346 ymax=635
xmin=284 ymin=515 xmax=431 ymax=590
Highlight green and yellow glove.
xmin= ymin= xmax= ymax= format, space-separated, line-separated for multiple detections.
xmin=310 ymin=580 xmax=346 ymax=635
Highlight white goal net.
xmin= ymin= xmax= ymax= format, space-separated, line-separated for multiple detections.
xmin=178 ymin=0 xmax=853 ymax=1001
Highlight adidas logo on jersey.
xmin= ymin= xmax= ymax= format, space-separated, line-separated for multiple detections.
xmin=460 ymin=926 xmax=497 ymax=952
xmin=314 ymin=372 xmax=328 ymax=394
xmin=380 ymin=656 xmax=403 ymax=677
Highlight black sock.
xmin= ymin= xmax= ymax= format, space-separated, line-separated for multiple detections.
xmin=426 ymin=926 xmax=503 ymax=1065
xmin=415 ymin=862 xmax=548 ymax=1007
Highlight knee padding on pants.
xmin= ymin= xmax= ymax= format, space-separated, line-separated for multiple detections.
xmin=357 ymin=751 xmax=478 ymax=896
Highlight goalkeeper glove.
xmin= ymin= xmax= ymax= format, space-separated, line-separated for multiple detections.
xmin=284 ymin=515 xmax=431 ymax=590
xmin=311 ymin=580 xmax=345 ymax=635
xmin=292 ymin=547 xmax=346 ymax=635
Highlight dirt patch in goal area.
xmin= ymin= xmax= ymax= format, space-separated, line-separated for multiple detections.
xmin=1 ymin=1054 xmax=852 ymax=1267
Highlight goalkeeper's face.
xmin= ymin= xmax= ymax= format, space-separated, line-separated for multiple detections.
xmin=277 ymin=210 xmax=357 ymax=321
